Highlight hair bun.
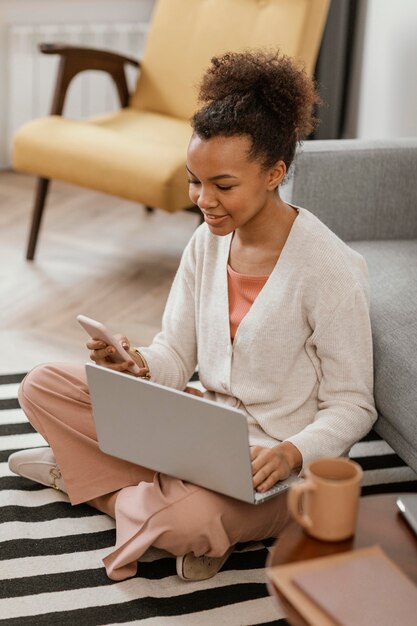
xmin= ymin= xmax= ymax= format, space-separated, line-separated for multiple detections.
xmin=193 ymin=50 xmax=320 ymax=170
xmin=198 ymin=50 xmax=317 ymax=135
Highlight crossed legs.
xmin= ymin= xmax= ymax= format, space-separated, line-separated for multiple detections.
xmin=17 ymin=363 xmax=289 ymax=580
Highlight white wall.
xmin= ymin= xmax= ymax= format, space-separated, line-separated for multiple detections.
xmin=352 ymin=0 xmax=417 ymax=138
xmin=0 ymin=0 xmax=155 ymax=167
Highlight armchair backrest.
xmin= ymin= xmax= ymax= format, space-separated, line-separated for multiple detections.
xmin=131 ymin=0 xmax=330 ymax=120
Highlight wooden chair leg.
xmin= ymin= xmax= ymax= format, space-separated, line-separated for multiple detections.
xmin=26 ymin=177 xmax=50 ymax=260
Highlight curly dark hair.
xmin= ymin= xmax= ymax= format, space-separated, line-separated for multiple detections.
xmin=192 ymin=50 xmax=320 ymax=172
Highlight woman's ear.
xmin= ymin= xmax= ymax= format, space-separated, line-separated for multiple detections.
xmin=267 ymin=160 xmax=286 ymax=190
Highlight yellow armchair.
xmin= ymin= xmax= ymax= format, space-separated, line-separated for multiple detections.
xmin=13 ymin=0 xmax=330 ymax=259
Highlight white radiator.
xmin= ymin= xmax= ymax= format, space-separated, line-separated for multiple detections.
xmin=6 ymin=21 xmax=149 ymax=163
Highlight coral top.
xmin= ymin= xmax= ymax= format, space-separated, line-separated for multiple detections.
xmin=227 ymin=264 xmax=269 ymax=341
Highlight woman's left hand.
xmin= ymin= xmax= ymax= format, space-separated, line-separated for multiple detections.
xmin=251 ymin=442 xmax=302 ymax=492
xmin=183 ymin=387 xmax=204 ymax=397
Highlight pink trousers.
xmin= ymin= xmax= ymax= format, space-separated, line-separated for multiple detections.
xmin=18 ymin=363 xmax=289 ymax=580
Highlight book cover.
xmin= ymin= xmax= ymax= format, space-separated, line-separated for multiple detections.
xmin=267 ymin=545 xmax=417 ymax=626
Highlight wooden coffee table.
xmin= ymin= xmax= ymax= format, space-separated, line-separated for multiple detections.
xmin=266 ymin=493 xmax=417 ymax=625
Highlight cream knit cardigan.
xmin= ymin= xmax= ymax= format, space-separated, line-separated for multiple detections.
xmin=139 ymin=207 xmax=377 ymax=468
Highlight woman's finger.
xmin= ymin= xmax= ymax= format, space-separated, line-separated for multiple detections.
xmin=120 ymin=336 xmax=130 ymax=350
xmin=114 ymin=334 xmax=130 ymax=350
xmin=184 ymin=386 xmax=204 ymax=397
xmin=89 ymin=348 xmax=116 ymax=364
xmin=251 ymin=449 xmax=272 ymax=474
xmin=250 ymin=446 xmax=263 ymax=461
xmin=256 ymin=469 xmax=282 ymax=492
xmin=133 ymin=367 xmax=150 ymax=378
xmin=107 ymin=361 xmax=133 ymax=372
xmin=86 ymin=339 xmax=107 ymax=351
xmin=252 ymin=461 xmax=276 ymax=488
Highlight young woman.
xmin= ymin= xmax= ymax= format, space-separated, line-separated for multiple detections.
xmin=9 ymin=51 xmax=377 ymax=582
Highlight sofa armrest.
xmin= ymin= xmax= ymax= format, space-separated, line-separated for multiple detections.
xmin=285 ymin=138 xmax=417 ymax=241
xmin=40 ymin=42 xmax=140 ymax=114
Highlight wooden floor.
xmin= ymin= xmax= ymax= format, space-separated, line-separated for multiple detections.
xmin=0 ymin=171 xmax=199 ymax=374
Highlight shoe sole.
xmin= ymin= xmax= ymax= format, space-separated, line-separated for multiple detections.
xmin=176 ymin=546 xmax=234 ymax=581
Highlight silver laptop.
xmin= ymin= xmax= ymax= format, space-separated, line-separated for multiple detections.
xmin=85 ymin=364 xmax=300 ymax=505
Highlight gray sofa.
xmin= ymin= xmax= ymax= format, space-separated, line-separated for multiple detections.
xmin=283 ymin=138 xmax=417 ymax=473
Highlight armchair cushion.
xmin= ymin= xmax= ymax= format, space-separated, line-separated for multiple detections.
xmin=13 ymin=108 xmax=192 ymax=211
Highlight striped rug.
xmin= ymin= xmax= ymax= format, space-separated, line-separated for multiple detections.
xmin=1 ymin=372 xmax=417 ymax=626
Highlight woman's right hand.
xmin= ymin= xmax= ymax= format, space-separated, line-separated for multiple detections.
xmin=86 ymin=335 xmax=149 ymax=377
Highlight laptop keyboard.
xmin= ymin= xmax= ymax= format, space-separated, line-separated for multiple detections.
xmin=254 ymin=480 xmax=292 ymax=503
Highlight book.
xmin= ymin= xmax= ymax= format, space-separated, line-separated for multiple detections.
xmin=267 ymin=545 xmax=417 ymax=626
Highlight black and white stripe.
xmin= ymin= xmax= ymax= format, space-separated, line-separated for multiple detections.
xmin=1 ymin=373 xmax=416 ymax=625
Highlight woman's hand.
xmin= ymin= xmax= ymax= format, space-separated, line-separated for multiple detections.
xmin=251 ymin=442 xmax=302 ymax=492
xmin=183 ymin=386 xmax=204 ymax=397
xmin=86 ymin=335 xmax=149 ymax=377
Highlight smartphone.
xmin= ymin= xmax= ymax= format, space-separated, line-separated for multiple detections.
xmin=77 ymin=314 xmax=140 ymax=374
xmin=396 ymin=495 xmax=417 ymax=537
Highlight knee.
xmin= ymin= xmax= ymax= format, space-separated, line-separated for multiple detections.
xmin=19 ymin=362 xmax=87 ymax=411
xmin=18 ymin=361 xmax=86 ymax=414
xmin=18 ymin=363 xmax=56 ymax=408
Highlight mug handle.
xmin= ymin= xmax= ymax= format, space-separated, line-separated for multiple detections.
xmin=287 ymin=479 xmax=316 ymax=530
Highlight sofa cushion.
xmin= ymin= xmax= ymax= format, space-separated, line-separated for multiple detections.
xmin=291 ymin=139 xmax=417 ymax=241
xmin=349 ymin=239 xmax=417 ymax=470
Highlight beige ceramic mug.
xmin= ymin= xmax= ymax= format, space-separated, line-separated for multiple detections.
xmin=287 ymin=457 xmax=363 ymax=541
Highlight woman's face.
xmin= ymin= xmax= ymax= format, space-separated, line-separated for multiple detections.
xmin=186 ymin=134 xmax=284 ymax=236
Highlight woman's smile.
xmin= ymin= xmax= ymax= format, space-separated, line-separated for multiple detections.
xmin=202 ymin=211 xmax=229 ymax=225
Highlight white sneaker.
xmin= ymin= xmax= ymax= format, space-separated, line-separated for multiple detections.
xmin=8 ymin=447 xmax=67 ymax=493
xmin=176 ymin=547 xmax=234 ymax=581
